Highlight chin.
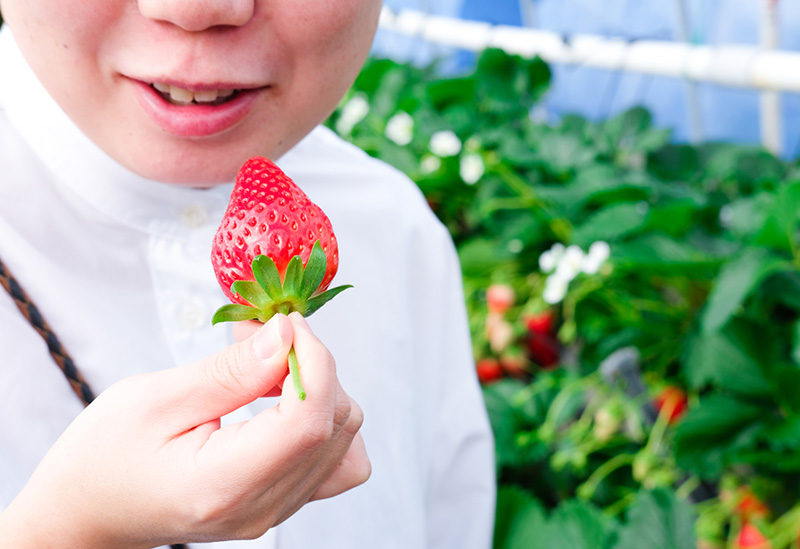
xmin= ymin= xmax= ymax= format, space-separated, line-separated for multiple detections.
xmin=115 ymin=140 xmax=271 ymax=187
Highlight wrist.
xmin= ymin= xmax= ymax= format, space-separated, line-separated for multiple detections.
xmin=0 ymin=492 xmax=123 ymax=549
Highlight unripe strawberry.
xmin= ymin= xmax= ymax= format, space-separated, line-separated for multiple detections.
xmin=486 ymin=284 xmax=515 ymax=314
xmin=486 ymin=312 xmax=514 ymax=354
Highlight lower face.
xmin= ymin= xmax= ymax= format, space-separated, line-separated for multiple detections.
xmin=0 ymin=0 xmax=382 ymax=185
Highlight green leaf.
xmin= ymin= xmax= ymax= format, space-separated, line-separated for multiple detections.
xmin=612 ymin=233 xmax=719 ymax=274
xmin=231 ymin=280 xmax=270 ymax=309
xmin=674 ymin=394 xmax=766 ymax=478
xmin=542 ymin=500 xmax=610 ymax=549
xmin=615 ymin=489 xmax=696 ymax=549
xmin=302 ymin=284 xmax=353 ymax=317
xmin=300 ymin=241 xmax=327 ymax=299
xmin=495 ymin=489 xmax=611 ymax=549
xmin=701 ymin=247 xmax=790 ymax=333
xmin=571 ymin=202 xmax=649 ymax=247
xmin=212 ymin=304 xmax=261 ymax=325
xmin=253 ymin=255 xmax=283 ymax=300
xmin=493 ymin=486 xmax=546 ymax=549
xmin=683 ymin=322 xmax=771 ymax=397
xmin=762 ymin=414 xmax=800 ymax=451
xmin=283 ymin=255 xmax=304 ymax=298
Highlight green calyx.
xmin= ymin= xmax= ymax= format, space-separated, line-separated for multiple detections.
xmin=212 ymin=241 xmax=352 ymax=325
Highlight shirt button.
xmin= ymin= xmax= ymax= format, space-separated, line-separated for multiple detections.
xmin=180 ymin=204 xmax=209 ymax=229
xmin=178 ymin=298 xmax=208 ymax=331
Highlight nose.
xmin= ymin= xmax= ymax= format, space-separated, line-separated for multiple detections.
xmin=138 ymin=0 xmax=255 ymax=31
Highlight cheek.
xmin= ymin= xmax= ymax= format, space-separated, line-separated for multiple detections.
xmin=5 ymin=1 xmax=123 ymax=103
xmin=279 ymin=1 xmax=380 ymax=102
xmin=282 ymin=0 xmax=380 ymax=63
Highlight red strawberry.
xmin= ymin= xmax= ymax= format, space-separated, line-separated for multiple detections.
xmin=735 ymin=487 xmax=770 ymax=521
xmin=476 ymin=358 xmax=503 ymax=384
xmin=212 ymin=156 xmax=340 ymax=307
xmin=525 ymin=311 xmax=554 ymax=336
xmin=654 ymin=386 xmax=688 ymax=425
xmin=735 ymin=523 xmax=770 ymax=548
xmin=211 ymin=156 xmax=352 ymax=398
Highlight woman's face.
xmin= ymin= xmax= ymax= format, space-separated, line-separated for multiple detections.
xmin=0 ymin=0 xmax=382 ymax=184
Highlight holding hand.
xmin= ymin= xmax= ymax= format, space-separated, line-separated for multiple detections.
xmin=0 ymin=312 xmax=370 ymax=548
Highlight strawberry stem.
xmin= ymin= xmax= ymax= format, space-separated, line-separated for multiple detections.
xmin=288 ymin=346 xmax=306 ymax=401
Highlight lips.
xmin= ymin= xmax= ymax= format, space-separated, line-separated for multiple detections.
xmin=132 ymin=79 xmax=263 ymax=138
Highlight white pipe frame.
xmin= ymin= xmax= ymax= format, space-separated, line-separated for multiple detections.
xmin=379 ymin=7 xmax=800 ymax=94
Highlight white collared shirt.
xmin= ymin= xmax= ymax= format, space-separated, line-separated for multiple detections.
xmin=0 ymin=26 xmax=495 ymax=548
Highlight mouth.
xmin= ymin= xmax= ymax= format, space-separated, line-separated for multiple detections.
xmin=133 ymin=79 xmax=263 ymax=137
xmin=150 ymin=82 xmax=241 ymax=106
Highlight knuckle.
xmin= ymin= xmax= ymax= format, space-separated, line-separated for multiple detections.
xmin=296 ymin=412 xmax=335 ymax=450
xmin=342 ymin=399 xmax=364 ymax=437
xmin=331 ymin=396 xmax=352 ymax=436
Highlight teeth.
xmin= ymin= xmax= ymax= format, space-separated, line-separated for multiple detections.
xmin=169 ymin=86 xmax=194 ymax=105
xmin=151 ymin=83 xmax=238 ymax=105
xmin=193 ymin=89 xmax=219 ymax=102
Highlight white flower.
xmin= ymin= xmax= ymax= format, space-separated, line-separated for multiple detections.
xmin=335 ymin=95 xmax=369 ymax=134
xmin=555 ymin=245 xmax=585 ymax=283
xmin=538 ymin=243 xmax=565 ymax=273
xmin=460 ymin=154 xmax=485 ymax=185
xmin=719 ymin=204 xmax=734 ymax=228
xmin=385 ymin=111 xmax=414 ymax=146
xmin=581 ymin=241 xmax=610 ymax=275
xmin=543 ymin=274 xmax=569 ymax=304
xmin=421 ymin=155 xmax=441 ymax=174
xmin=429 ymin=130 xmax=462 ymax=157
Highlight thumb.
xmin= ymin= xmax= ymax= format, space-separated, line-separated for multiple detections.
xmin=152 ymin=313 xmax=293 ymax=431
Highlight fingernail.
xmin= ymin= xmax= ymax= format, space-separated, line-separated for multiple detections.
xmin=289 ymin=311 xmax=312 ymax=333
xmin=254 ymin=314 xmax=287 ymax=360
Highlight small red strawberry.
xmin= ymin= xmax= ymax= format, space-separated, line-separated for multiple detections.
xmin=735 ymin=523 xmax=770 ymax=548
xmin=654 ymin=386 xmax=688 ymax=425
xmin=476 ymin=358 xmax=503 ymax=385
xmin=211 ymin=156 xmax=352 ymax=399
xmin=525 ymin=311 xmax=554 ymax=336
xmin=735 ymin=487 xmax=770 ymax=521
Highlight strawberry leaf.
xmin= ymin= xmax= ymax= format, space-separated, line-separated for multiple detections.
xmin=303 ymin=284 xmax=353 ymax=317
xmin=283 ymin=255 xmax=304 ymax=298
xmin=212 ymin=303 xmax=262 ymax=325
xmin=253 ymin=255 xmax=283 ymax=299
xmin=300 ymin=241 xmax=327 ymax=299
xmin=231 ymin=280 xmax=270 ymax=309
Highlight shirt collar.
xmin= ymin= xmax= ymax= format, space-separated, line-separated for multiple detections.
xmin=0 ymin=25 xmax=232 ymax=234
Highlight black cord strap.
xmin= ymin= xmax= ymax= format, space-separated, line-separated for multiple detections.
xmin=0 ymin=257 xmax=96 ymax=406
xmin=0 ymin=256 xmax=188 ymax=549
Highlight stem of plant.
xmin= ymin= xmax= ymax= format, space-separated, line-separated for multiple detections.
xmin=288 ymin=347 xmax=306 ymax=400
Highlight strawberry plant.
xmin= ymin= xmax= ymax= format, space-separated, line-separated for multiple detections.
xmin=329 ymin=48 xmax=800 ymax=547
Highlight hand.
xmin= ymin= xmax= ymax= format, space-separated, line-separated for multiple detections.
xmin=0 ymin=312 xmax=370 ymax=548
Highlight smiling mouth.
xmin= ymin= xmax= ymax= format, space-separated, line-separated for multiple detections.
xmin=151 ymin=82 xmax=241 ymax=106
